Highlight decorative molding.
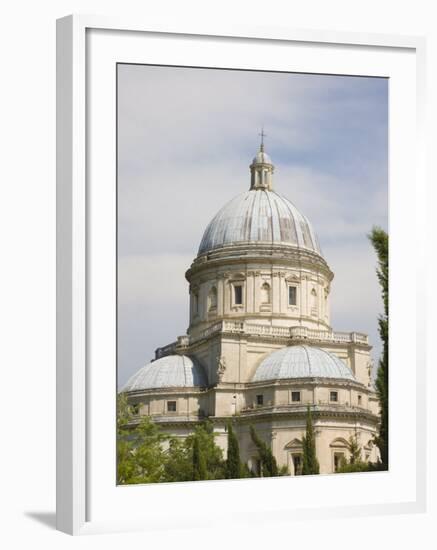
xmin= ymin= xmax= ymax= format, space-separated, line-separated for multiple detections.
xmin=329 ymin=437 xmax=350 ymax=448
xmin=229 ymin=272 xmax=246 ymax=281
xmin=284 ymin=438 xmax=303 ymax=450
xmin=190 ymin=241 xmax=334 ymax=274
xmin=216 ymin=355 xmax=227 ymax=382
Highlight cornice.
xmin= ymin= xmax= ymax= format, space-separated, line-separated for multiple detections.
xmin=186 ymin=245 xmax=334 ymax=282
xmin=123 ymin=375 xmax=371 ymax=399
xmin=149 ymin=407 xmax=379 ymax=428
xmin=245 ymin=377 xmax=369 ymax=391
xmin=124 ymin=386 xmax=212 ymax=398
xmin=215 ymin=407 xmax=380 ymax=425
xmin=127 ymin=406 xmax=379 ymax=431
xmin=185 ymin=321 xmax=369 ymax=352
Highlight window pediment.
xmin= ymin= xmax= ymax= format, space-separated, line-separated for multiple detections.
xmin=329 ymin=437 xmax=349 ymax=449
xmin=284 ymin=438 xmax=303 ymax=450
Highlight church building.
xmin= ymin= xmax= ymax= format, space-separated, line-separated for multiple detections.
xmin=121 ymin=139 xmax=380 ymax=475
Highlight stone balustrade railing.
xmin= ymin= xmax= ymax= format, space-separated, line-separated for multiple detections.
xmin=288 ymin=326 xmax=368 ymax=345
xmin=240 ymin=402 xmax=371 ymax=414
xmin=156 ymin=321 xmax=368 ymax=358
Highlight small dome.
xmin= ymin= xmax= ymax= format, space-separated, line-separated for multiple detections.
xmin=252 ymin=150 xmax=272 ymax=165
xmin=198 ymin=189 xmax=321 ymax=256
xmin=121 ymin=355 xmax=207 ymax=392
xmin=252 ymin=346 xmax=355 ymax=382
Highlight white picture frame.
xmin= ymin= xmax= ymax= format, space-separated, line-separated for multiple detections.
xmin=56 ymin=14 xmax=427 ymax=535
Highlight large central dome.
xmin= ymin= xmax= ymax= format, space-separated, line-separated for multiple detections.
xmin=198 ymin=143 xmax=322 ymax=257
xmin=198 ymin=188 xmax=321 ymax=256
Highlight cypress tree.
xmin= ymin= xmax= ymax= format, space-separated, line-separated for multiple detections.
xmin=250 ymin=425 xmax=279 ymax=477
xmin=164 ymin=421 xmax=226 ymax=482
xmin=302 ymin=405 xmax=319 ymax=475
xmin=368 ymin=227 xmax=389 ymax=470
xmin=226 ymin=422 xmax=242 ymax=479
xmin=348 ymin=434 xmax=362 ymax=465
xmin=192 ymin=432 xmax=207 ymax=481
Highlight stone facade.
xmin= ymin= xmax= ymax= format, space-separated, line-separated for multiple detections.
xmin=122 ymin=143 xmax=380 ymax=475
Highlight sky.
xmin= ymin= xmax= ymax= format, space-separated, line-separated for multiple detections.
xmin=117 ymin=64 xmax=388 ymax=387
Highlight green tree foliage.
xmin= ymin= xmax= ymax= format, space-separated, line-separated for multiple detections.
xmin=163 ymin=437 xmax=193 ymax=482
xmin=249 ymin=425 xmax=280 ymax=477
xmin=192 ymin=421 xmax=226 ymax=480
xmin=192 ymin=432 xmax=208 ymax=481
xmin=335 ymin=434 xmax=370 ymax=474
xmin=117 ymin=393 xmax=168 ymax=484
xmin=241 ymin=462 xmax=256 ymax=478
xmin=336 ymin=460 xmax=372 ymax=474
xmin=368 ymin=227 xmax=389 ymax=469
xmin=117 ymin=396 xmax=227 ymax=484
xmin=301 ymin=405 xmax=320 ymax=475
xmin=226 ymin=422 xmax=242 ymax=479
xmin=119 ymin=396 xmax=296 ymax=483
xmin=348 ymin=434 xmax=362 ymax=465
xmin=163 ymin=420 xmax=226 ymax=482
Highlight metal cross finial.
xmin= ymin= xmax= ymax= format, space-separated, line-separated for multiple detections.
xmin=259 ymin=127 xmax=267 ymax=151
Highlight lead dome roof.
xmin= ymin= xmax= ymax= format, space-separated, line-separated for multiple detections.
xmin=252 ymin=345 xmax=355 ymax=382
xmin=121 ymin=355 xmax=207 ymax=392
xmin=198 ymin=189 xmax=321 ymax=256
xmin=252 ymin=150 xmax=272 ymax=164
xmin=198 ymin=142 xmax=322 ymax=257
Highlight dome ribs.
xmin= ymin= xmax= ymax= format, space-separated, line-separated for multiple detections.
xmin=198 ymin=189 xmax=321 ymax=256
xmin=252 ymin=345 xmax=355 ymax=382
xmin=121 ymin=355 xmax=207 ymax=391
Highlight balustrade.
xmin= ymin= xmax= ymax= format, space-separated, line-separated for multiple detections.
xmin=156 ymin=321 xmax=368 ymax=358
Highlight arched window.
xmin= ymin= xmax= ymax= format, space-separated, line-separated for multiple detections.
xmin=311 ymin=288 xmax=318 ymax=316
xmin=208 ymin=286 xmax=217 ymax=311
xmin=261 ymin=282 xmax=271 ymax=304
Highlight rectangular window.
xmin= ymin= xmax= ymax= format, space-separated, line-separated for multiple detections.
xmin=130 ymin=403 xmax=140 ymax=415
xmin=167 ymin=400 xmax=177 ymax=412
xmin=330 ymin=391 xmax=338 ymax=402
xmin=292 ymin=454 xmax=302 ymax=475
xmin=291 ymin=391 xmax=301 ymax=402
xmin=358 ymin=394 xmax=362 ymax=405
xmin=288 ymin=285 xmax=297 ymax=306
xmin=256 ymin=394 xmax=264 ymax=406
xmin=334 ymin=452 xmax=344 ymax=472
xmin=234 ymin=284 xmax=243 ymax=305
